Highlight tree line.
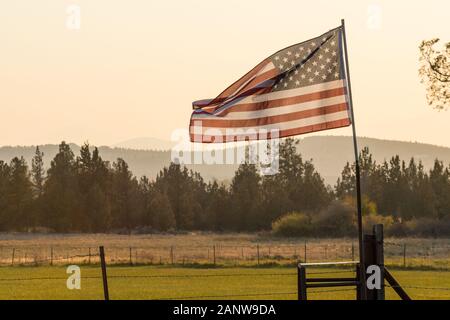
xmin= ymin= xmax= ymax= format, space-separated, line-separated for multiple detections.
xmin=0 ymin=139 xmax=449 ymax=236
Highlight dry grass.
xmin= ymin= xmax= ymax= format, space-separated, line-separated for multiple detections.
xmin=0 ymin=232 xmax=448 ymax=269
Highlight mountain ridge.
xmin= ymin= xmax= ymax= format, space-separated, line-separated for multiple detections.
xmin=1 ymin=136 xmax=450 ymax=186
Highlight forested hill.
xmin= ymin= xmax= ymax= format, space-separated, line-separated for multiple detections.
xmin=1 ymin=136 xmax=450 ymax=186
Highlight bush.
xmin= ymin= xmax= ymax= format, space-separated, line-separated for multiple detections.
xmin=271 ymin=212 xmax=312 ymax=237
xmin=363 ymin=213 xmax=394 ymax=231
xmin=314 ymin=200 xmax=356 ymax=237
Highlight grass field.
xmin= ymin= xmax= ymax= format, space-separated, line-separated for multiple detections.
xmin=0 ymin=265 xmax=449 ymax=300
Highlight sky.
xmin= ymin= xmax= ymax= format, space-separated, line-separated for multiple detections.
xmin=1 ymin=0 xmax=449 ymax=147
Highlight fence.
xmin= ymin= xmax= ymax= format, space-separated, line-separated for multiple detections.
xmin=0 ymin=245 xmax=449 ymax=300
xmin=1 ymin=240 xmax=449 ymax=269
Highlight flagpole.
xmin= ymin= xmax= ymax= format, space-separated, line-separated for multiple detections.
xmin=340 ymin=19 xmax=366 ymax=300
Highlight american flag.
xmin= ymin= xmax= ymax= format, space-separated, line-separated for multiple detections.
xmin=190 ymin=26 xmax=351 ymax=143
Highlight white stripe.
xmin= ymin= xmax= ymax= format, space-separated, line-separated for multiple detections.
xmin=192 ymin=95 xmax=347 ymax=120
xmin=258 ymin=61 xmax=276 ymax=74
xmin=191 ymin=110 xmax=350 ymax=134
xmin=214 ymin=80 xmax=345 ymax=115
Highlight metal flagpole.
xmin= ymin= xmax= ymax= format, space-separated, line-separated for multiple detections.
xmin=340 ymin=19 xmax=367 ymax=300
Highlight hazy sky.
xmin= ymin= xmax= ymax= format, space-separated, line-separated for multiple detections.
xmin=1 ymin=0 xmax=449 ymax=147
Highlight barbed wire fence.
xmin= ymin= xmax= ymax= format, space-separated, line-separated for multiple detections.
xmin=0 ymin=255 xmax=449 ymax=300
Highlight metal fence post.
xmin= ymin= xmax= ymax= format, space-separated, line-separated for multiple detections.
xmin=403 ymin=244 xmax=406 ymax=268
xmin=99 ymin=246 xmax=109 ymax=301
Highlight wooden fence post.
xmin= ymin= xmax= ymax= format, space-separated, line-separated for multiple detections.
xmin=129 ymin=247 xmax=133 ymax=266
xmin=99 ymin=246 xmax=109 ymax=301
xmin=170 ymin=246 xmax=174 ymax=265
xmin=88 ymin=247 xmax=91 ymax=265
xmin=352 ymin=242 xmax=355 ymax=261
xmin=373 ymin=224 xmax=385 ymax=300
xmin=257 ymin=244 xmax=260 ymax=266
xmin=297 ymin=264 xmax=307 ymax=300
xmin=304 ymin=241 xmax=307 ymax=263
xmin=213 ymin=245 xmax=216 ymax=266
xmin=50 ymin=247 xmax=53 ymax=266
xmin=11 ymin=248 xmax=15 ymax=266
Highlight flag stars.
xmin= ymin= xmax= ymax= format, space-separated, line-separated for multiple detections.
xmin=271 ymin=30 xmax=342 ymax=91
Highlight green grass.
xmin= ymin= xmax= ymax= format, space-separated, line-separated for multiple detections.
xmin=0 ymin=265 xmax=449 ymax=300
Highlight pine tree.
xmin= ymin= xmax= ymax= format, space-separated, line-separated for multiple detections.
xmin=43 ymin=142 xmax=79 ymax=231
xmin=7 ymin=157 xmax=33 ymax=230
xmin=31 ymin=146 xmax=45 ymax=198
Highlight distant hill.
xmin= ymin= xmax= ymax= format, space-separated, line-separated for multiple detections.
xmin=113 ymin=137 xmax=176 ymax=151
xmin=1 ymin=136 xmax=450 ymax=186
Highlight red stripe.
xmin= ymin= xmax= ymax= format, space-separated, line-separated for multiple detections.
xmin=190 ymin=118 xmax=351 ymax=143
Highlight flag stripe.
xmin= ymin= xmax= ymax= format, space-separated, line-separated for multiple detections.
xmin=191 ymin=102 xmax=349 ymax=128
xmin=192 ymin=95 xmax=347 ymax=120
xmin=191 ymin=110 xmax=350 ymax=134
xmin=190 ymin=118 xmax=351 ymax=143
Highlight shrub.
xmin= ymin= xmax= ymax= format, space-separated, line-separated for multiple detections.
xmin=363 ymin=213 xmax=394 ymax=231
xmin=271 ymin=212 xmax=312 ymax=237
xmin=314 ymin=200 xmax=357 ymax=237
